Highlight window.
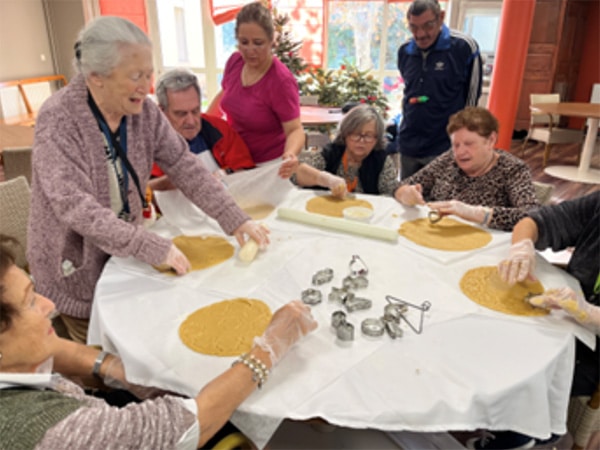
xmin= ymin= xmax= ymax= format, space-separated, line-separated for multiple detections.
xmin=150 ymin=0 xmax=466 ymax=112
xmin=452 ymin=0 xmax=502 ymax=78
xmin=325 ymin=1 xmax=448 ymax=115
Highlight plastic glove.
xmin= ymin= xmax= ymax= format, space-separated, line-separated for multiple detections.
xmin=498 ymin=239 xmax=537 ymax=285
xmin=395 ymin=184 xmax=425 ymax=206
xmin=163 ymin=244 xmax=191 ymax=275
xmin=528 ymin=287 xmax=600 ymax=332
xmin=234 ymin=220 xmax=270 ymax=249
xmin=253 ymin=300 xmax=318 ymax=366
xmin=317 ymin=171 xmax=347 ymax=198
xmin=103 ymin=355 xmax=164 ymax=400
xmin=427 ymin=200 xmax=488 ymax=225
xmin=279 ymin=154 xmax=299 ymax=179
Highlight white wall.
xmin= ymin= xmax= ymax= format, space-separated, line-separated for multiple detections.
xmin=0 ymin=0 xmax=54 ymax=80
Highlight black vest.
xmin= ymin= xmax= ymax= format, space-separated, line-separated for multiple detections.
xmin=322 ymin=143 xmax=387 ymax=194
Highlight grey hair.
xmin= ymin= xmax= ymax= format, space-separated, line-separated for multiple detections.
xmin=155 ymin=69 xmax=201 ymax=109
xmin=334 ymin=104 xmax=386 ymax=151
xmin=73 ymin=16 xmax=151 ymax=77
xmin=407 ymin=0 xmax=442 ymax=18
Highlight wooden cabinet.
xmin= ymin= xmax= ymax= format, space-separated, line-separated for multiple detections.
xmin=514 ymin=0 xmax=589 ymax=131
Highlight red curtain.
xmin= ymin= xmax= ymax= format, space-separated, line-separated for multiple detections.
xmin=209 ymin=0 xmax=271 ymax=26
xmin=98 ymin=0 xmax=148 ymax=32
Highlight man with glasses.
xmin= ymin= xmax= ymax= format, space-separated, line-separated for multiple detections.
xmin=149 ymin=68 xmax=255 ymax=190
xmin=396 ymin=0 xmax=482 ymax=179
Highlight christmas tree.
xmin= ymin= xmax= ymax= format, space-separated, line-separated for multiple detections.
xmin=272 ymin=8 xmax=306 ymax=77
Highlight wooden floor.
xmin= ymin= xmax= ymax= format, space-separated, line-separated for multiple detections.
xmin=509 ymin=139 xmax=600 ymax=203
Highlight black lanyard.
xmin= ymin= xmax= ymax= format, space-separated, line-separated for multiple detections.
xmin=87 ymin=93 xmax=148 ymax=217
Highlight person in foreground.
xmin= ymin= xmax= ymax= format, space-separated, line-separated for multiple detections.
xmin=0 ymin=237 xmax=317 ymax=449
xmin=206 ymin=2 xmax=304 ymax=179
xmin=465 ymin=192 xmax=600 ymax=450
xmin=27 ymin=16 xmax=269 ymax=343
xmin=294 ymin=104 xmax=398 ymax=197
xmin=396 ymin=0 xmax=482 ymax=179
xmin=394 ymin=107 xmax=539 ymax=231
xmin=149 ymin=68 xmax=255 ymax=191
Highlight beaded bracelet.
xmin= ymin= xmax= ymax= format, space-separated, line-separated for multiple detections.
xmin=232 ymin=353 xmax=270 ymax=389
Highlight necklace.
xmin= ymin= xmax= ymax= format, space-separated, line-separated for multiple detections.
xmin=241 ymin=59 xmax=272 ymax=87
xmin=342 ymin=152 xmax=359 ymax=192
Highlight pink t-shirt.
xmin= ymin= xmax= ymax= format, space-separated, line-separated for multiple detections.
xmin=221 ymin=52 xmax=300 ymax=163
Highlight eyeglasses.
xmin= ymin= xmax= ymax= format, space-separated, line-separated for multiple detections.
xmin=348 ymin=133 xmax=376 ymax=144
xmin=408 ymin=18 xmax=439 ymax=34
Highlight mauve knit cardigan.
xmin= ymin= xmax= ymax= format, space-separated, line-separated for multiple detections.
xmin=27 ymin=74 xmax=249 ymax=319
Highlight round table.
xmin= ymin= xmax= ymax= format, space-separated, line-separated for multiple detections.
xmin=531 ymin=102 xmax=600 ymax=184
xmin=89 ymin=186 xmax=592 ymax=449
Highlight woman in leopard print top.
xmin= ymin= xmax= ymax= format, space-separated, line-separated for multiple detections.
xmin=394 ymin=107 xmax=539 ymax=231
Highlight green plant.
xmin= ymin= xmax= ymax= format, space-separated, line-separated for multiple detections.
xmin=338 ymin=64 xmax=390 ymax=116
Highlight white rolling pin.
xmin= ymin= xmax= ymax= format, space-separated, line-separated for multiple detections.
xmin=238 ymin=238 xmax=259 ymax=262
xmin=277 ymin=208 xmax=398 ymax=242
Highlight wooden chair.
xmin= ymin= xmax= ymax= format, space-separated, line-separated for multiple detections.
xmin=0 ymin=75 xmax=67 ymax=126
xmin=0 ymin=176 xmax=31 ymax=269
xmin=2 ymin=146 xmax=32 ymax=184
xmin=568 ymin=383 xmax=600 ymax=450
xmin=304 ymin=130 xmax=330 ymax=150
xmin=520 ymin=93 xmax=584 ymax=167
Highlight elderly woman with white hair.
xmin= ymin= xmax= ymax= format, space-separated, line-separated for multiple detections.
xmin=27 ymin=16 xmax=270 ymax=343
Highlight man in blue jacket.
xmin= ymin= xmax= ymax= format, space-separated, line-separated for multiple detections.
xmin=397 ymin=0 xmax=482 ymax=179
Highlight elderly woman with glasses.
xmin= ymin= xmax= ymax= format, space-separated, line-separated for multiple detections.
xmin=394 ymin=107 xmax=539 ymax=231
xmin=293 ymin=104 xmax=398 ymax=197
xmin=0 ymin=236 xmax=317 ymax=449
xmin=27 ymin=16 xmax=269 ymax=344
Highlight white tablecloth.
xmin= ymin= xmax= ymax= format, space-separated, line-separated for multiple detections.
xmin=89 ymin=182 xmax=594 ymax=449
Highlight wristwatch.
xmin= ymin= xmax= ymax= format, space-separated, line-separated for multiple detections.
xmin=92 ymin=351 xmax=109 ymax=379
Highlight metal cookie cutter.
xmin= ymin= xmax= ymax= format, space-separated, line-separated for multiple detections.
xmin=330 ymin=310 xmax=354 ymax=342
xmin=427 ymin=209 xmax=442 ymax=224
xmin=385 ymin=295 xmax=431 ymax=334
xmin=312 ymin=268 xmax=334 ymax=286
xmin=329 ymin=286 xmax=350 ymax=303
xmin=345 ymin=296 xmax=372 ymax=312
xmin=361 ymin=318 xmax=385 ymax=337
xmin=301 ymin=288 xmax=323 ymax=305
xmin=384 ymin=320 xmax=403 ymax=339
xmin=331 ymin=310 xmax=347 ymax=328
xmin=349 ymin=254 xmax=368 ymax=278
xmin=342 ymin=275 xmax=369 ymax=290
xmin=336 ymin=322 xmax=354 ymax=341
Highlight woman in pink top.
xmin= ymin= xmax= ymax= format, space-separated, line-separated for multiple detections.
xmin=207 ymin=2 xmax=304 ymax=179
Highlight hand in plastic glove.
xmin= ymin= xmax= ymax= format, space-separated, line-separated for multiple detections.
xmin=279 ymin=153 xmax=299 ymax=179
xmin=394 ymin=184 xmax=425 ymax=206
xmin=253 ymin=300 xmax=318 ymax=366
xmin=498 ymin=239 xmax=537 ymax=285
xmin=103 ymin=355 xmax=164 ymax=400
xmin=317 ymin=171 xmax=347 ymax=198
xmin=427 ymin=200 xmax=489 ymax=225
xmin=528 ymin=287 xmax=600 ymax=332
xmin=163 ymin=244 xmax=191 ymax=275
xmin=233 ymin=220 xmax=270 ymax=249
